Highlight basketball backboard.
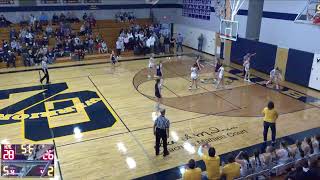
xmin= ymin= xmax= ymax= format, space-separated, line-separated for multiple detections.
xmin=219 ymin=19 xmax=238 ymax=41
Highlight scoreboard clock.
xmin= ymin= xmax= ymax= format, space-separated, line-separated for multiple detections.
xmin=1 ymin=144 xmax=54 ymax=177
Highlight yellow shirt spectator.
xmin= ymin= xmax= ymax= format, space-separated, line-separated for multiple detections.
xmin=183 ymin=168 xmax=201 ymax=180
xmin=222 ymin=162 xmax=241 ymax=180
xmin=262 ymin=107 xmax=278 ymax=123
xmin=202 ymin=155 xmax=220 ymax=180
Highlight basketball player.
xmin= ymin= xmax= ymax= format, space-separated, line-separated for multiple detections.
xmin=189 ymin=63 xmax=199 ymax=90
xmin=214 ymin=58 xmax=222 ymax=81
xmin=156 ymin=60 xmax=163 ymax=86
xmin=40 ymin=58 xmax=49 ymax=84
xmin=216 ymin=65 xmax=224 ymax=89
xmin=243 ymin=58 xmax=251 ymax=82
xmin=266 ymin=67 xmax=282 ymax=90
xmin=196 ymin=55 xmax=204 ymax=70
xmin=148 ymin=53 xmax=155 ymax=79
xmin=155 ymin=78 xmax=162 ymax=111
xmin=110 ymin=50 xmax=117 ymax=68
xmin=242 ymin=53 xmax=256 ymax=76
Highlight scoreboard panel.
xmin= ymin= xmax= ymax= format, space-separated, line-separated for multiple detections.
xmin=0 ymin=144 xmax=54 ymax=178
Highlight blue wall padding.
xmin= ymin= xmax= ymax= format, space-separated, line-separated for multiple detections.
xmin=230 ymin=38 xmax=277 ymax=74
xmin=285 ymin=49 xmax=314 ymax=86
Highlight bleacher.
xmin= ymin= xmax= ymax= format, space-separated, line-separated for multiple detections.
xmin=0 ymin=18 xmax=152 ymax=69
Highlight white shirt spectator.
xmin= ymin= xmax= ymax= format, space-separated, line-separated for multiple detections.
xmin=10 ymin=40 xmax=17 ymax=50
xmin=149 ymin=36 xmax=155 ymax=46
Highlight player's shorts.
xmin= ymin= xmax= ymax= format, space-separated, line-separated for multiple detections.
xmin=191 ymin=73 xmax=198 ymax=80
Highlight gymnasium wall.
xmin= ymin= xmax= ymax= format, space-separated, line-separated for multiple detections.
xmin=259 ymin=0 xmax=320 ymax=54
xmin=173 ymin=24 xmax=216 ymax=55
xmin=230 ymin=37 xmax=320 ymax=91
xmin=0 ymin=0 xmax=178 ymax=23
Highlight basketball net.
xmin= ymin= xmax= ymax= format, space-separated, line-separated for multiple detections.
xmin=229 ymin=0 xmax=246 ymax=21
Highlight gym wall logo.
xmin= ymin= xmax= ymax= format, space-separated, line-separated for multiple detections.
xmin=317 ymin=4 xmax=320 ymax=14
xmin=0 ymin=83 xmax=117 ymax=141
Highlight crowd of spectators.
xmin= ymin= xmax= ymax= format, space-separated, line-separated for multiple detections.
xmin=0 ymin=12 xmax=106 ymax=68
xmin=115 ymin=23 xmax=180 ymax=57
xmin=115 ymin=11 xmax=136 ymax=22
xmin=182 ymin=135 xmax=320 ymax=180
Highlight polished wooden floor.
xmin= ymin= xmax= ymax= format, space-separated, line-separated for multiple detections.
xmin=0 ymin=51 xmax=319 ymax=180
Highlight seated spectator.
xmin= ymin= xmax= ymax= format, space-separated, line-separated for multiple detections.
xmin=312 ymin=134 xmax=320 ymax=154
xmin=9 ymin=28 xmax=17 ymax=41
xmin=197 ymin=143 xmax=220 ymax=180
xmin=79 ymin=24 xmax=86 ymax=36
xmin=221 ymin=155 xmax=241 ymax=180
xmin=5 ymin=50 xmax=16 ymax=68
xmin=39 ymin=12 xmax=49 ymax=25
xmin=262 ymin=145 xmax=277 ymax=167
xmin=303 ymin=137 xmax=315 ymax=155
xmin=52 ymin=13 xmax=59 ymax=24
xmin=183 ymin=159 xmax=201 ymax=180
xmin=0 ymin=48 xmax=4 ymax=62
xmin=100 ymin=40 xmax=107 ymax=53
xmin=235 ymin=151 xmax=254 ymax=176
xmin=276 ymin=141 xmax=293 ymax=164
xmin=0 ymin=14 xmax=11 ymax=27
xmin=2 ymin=40 xmax=9 ymax=52
xmin=45 ymin=24 xmax=53 ymax=37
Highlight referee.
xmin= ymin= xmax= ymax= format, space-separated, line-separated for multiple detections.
xmin=154 ymin=109 xmax=170 ymax=157
xmin=40 ymin=57 xmax=50 ymax=84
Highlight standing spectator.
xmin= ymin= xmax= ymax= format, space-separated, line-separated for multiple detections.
xmin=116 ymin=38 xmax=122 ymax=58
xmin=153 ymin=108 xmax=170 ymax=157
xmin=262 ymin=101 xmax=278 ymax=144
xmin=39 ymin=12 xmax=48 ymax=25
xmin=183 ymin=159 xmax=201 ymax=180
xmin=221 ymin=155 xmax=241 ymax=180
xmin=198 ymin=34 xmax=204 ymax=52
xmin=101 ymin=41 xmax=108 ymax=53
xmin=176 ymin=33 xmax=184 ymax=53
xmin=82 ymin=12 xmax=88 ymax=21
xmin=159 ymin=34 xmax=165 ymax=54
xmin=198 ymin=144 xmax=221 ymax=180
xmin=164 ymin=35 xmax=170 ymax=54
xmin=0 ymin=14 xmax=11 ymax=27
xmin=52 ymin=13 xmax=59 ymax=24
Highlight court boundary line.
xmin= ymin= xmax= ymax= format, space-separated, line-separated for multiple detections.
xmin=0 ymin=54 xmax=178 ymax=75
xmin=223 ymin=64 xmax=320 ymax=109
xmin=38 ymin=70 xmax=64 ymax=180
xmin=162 ymin=64 xmax=244 ymax=110
xmin=87 ymin=76 xmax=131 ymax=132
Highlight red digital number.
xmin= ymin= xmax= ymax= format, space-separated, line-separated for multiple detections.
xmin=42 ymin=150 xmax=54 ymax=160
xmin=3 ymin=150 xmax=15 ymax=160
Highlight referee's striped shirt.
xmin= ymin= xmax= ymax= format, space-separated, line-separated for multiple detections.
xmin=154 ymin=115 xmax=170 ymax=130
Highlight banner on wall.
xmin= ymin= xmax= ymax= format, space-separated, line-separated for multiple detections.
xmin=182 ymin=0 xmax=211 ymax=20
xmin=309 ymin=54 xmax=320 ymax=90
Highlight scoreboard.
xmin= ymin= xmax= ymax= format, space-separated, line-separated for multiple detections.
xmin=1 ymin=144 xmax=54 ymax=178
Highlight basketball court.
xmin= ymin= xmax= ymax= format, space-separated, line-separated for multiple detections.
xmin=0 ymin=0 xmax=319 ymax=179
xmin=0 ymin=51 xmax=319 ymax=179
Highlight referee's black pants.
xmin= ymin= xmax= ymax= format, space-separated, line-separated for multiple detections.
xmin=263 ymin=121 xmax=276 ymax=143
xmin=155 ymin=128 xmax=168 ymax=155
xmin=40 ymin=69 xmax=49 ymax=84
